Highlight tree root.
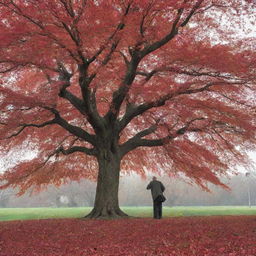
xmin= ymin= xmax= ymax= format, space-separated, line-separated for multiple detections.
xmin=82 ymin=207 xmax=129 ymax=219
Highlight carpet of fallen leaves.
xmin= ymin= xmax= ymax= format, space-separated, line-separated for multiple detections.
xmin=0 ymin=216 xmax=256 ymax=256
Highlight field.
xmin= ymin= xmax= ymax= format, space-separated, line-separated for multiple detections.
xmin=0 ymin=207 xmax=256 ymax=256
xmin=0 ymin=206 xmax=256 ymax=221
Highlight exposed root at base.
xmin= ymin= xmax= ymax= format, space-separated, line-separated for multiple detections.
xmin=82 ymin=207 xmax=129 ymax=219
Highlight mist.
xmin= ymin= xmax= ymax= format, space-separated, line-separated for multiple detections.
xmin=1 ymin=173 xmax=255 ymax=208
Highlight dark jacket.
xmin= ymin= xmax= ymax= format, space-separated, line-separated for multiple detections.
xmin=147 ymin=180 xmax=165 ymax=200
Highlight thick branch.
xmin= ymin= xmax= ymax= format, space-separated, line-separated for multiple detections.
xmin=57 ymin=62 xmax=104 ymax=133
xmin=58 ymin=145 xmax=96 ymax=156
xmin=120 ymin=135 xmax=173 ymax=157
xmin=120 ymin=118 xmax=205 ymax=156
xmin=44 ymin=107 xmax=96 ymax=145
xmin=78 ymin=64 xmax=105 ymax=132
xmin=57 ymin=63 xmax=87 ymax=116
xmin=120 ymin=124 xmax=158 ymax=155
xmin=105 ymin=54 xmax=141 ymax=123
xmin=119 ymin=94 xmax=171 ymax=132
xmin=56 ymin=118 xmax=96 ymax=146
xmin=59 ymin=89 xmax=86 ymax=115
xmin=85 ymin=3 xmax=135 ymax=125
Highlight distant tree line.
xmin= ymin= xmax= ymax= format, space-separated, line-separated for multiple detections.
xmin=0 ymin=173 xmax=255 ymax=208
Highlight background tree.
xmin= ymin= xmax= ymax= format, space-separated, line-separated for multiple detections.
xmin=53 ymin=180 xmax=95 ymax=207
xmin=0 ymin=0 xmax=256 ymax=218
xmin=0 ymin=187 xmax=13 ymax=207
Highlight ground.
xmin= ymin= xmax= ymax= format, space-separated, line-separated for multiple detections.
xmin=0 ymin=216 xmax=256 ymax=256
xmin=1 ymin=206 xmax=256 ymax=221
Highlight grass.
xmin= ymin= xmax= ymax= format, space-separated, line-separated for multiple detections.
xmin=0 ymin=206 xmax=256 ymax=221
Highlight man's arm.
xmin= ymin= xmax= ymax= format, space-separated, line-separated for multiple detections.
xmin=146 ymin=182 xmax=152 ymax=190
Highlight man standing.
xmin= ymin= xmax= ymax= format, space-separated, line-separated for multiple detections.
xmin=147 ymin=176 xmax=165 ymax=219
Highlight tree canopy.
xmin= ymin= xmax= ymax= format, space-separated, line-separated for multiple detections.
xmin=0 ymin=0 xmax=256 ymax=198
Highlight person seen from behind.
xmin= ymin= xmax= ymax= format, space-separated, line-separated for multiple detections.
xmin=146 ymin=176 xmax=166 ymax=219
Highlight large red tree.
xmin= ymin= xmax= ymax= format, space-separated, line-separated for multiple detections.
xmin=0 ymin=0 xmax=256 ymax=218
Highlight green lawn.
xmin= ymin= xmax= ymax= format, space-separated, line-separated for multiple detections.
xmin=0 ymin=206 xmax=256 ymax=221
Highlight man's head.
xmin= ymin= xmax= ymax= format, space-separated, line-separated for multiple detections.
xmin=152 ymin=176 xmax=157 ymax=181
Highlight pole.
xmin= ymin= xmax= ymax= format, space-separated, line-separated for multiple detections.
xmin=245 ymin=172 xmax=251 ymax=208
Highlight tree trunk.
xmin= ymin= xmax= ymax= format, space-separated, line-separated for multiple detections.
xmin=85 ymin=149 xmax=128 ymax=219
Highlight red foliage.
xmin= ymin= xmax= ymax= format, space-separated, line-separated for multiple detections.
xmin=0 ymin=0 xmax=256 ymax=194
xmin=0 ymin=216 xmax=256 ymax=256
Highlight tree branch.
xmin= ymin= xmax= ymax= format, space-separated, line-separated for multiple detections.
xmin=57 ymin=62 xmax=104 ymax=133
xmin=213 ymin=91 xmax=253 ymax=108
xmin=120 ymin=117 xmax=206 ymax=156
xmin=57 ymin=145 xmax=96 ymax=156
xmin=59 ymin=0 xmax=75 ymax=18
xmin=59 ymin=89 xmax=86 ymax=115
xmin=136 ymin=66 xmax=234 ymax=80
xmin=104 ymin=53 xmax=141 ymax=123
xmin=1 ymin=1 xmax=82 ymax=62
xmin=180 ymin=0 xmax=204 ymax=27
xmin=139 ymin=2 xmax=188 ymax=58
xmin=120 ymin=124 xmax=163 ymax=155
xmin=105 ymin=1 xmax=204 ymax=124
xmin=0 ymin=60 xmax=58 ymax=73
xmin=44 ymin=107 xmax=96 ymax=146
xmin=119 ymin=80 xmax=246 ymax=132
xmin=88 ymin=2 xmax=132 ymax=64
xmin=77 ymin=64 xmax=105 ymax=133
xmin=5 ymin=119 xmax=57 ymax=139
xmin=119 ymin=94 xmax=171 ymax=132
xmin=56 ymin=62 xmax=87 ymax=116
xmin=101 ymin=39 xmax=120 ymax=66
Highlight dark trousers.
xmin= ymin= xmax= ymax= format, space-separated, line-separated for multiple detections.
xmin=153 ymin=198 xmax=162 ymax=219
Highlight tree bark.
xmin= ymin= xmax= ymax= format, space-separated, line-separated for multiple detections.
xmin=84 ymin=149 xmax=128 ymax=219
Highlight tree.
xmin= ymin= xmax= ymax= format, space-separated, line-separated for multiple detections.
xmin=0 ymin=187 xmax=13 ymax=207
xmin=0 ymin=0 xmax=256 ymax=218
